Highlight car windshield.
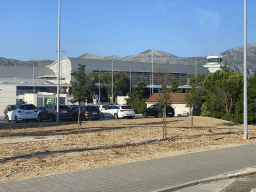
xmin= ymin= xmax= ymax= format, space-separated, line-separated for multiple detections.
xmin=121 ymin=106 xmax=133 ymax=109
xmin=19 ymin=105 xmax=36 ymax=110
xmin=85 ymin=106 xmax=99 ymax=111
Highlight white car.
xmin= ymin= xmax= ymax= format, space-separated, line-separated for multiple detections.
xmin=7 ymin=104 xmax=38 ymax=123
xmin=101 ymin=105 xmax=135 ymax=119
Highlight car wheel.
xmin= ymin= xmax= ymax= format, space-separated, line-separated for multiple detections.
xmin=25 ymin=119 xmax=29 ymax=123
xmin=143 ymin=112 xmax=147 ymax=118
xmin=158 ymin=112 xmax=163 ymax=118
xmin=34 ymin=118 xmax=38 ymax=122
xmin=114 ymin=113 xmax=118 ymax=119
xmin=38 ymin=115 xmax=43 ymax=122
xmin=49 ymin=115 xmax=55 ymax=122
xmin=15 ymin=116 xmax=19 ymax=123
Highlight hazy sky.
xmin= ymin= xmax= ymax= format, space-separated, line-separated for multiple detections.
xmin=1 ymin=0 xmax=256 ymax=61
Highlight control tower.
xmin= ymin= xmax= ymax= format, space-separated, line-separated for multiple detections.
xmin=203 ymin=55 xmax=224 ymax=73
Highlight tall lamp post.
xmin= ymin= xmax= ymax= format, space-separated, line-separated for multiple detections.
xmin=130 ymin=67 xmax=132 ymax=92
xmin=244 ymin=0 xmax=248 ymax=139
xmin=56 ymin=50 xmax=66 ymax=94
xmin=33 ymin=61 xmax=35 ymax=94
xmin=99 ymin=69 xmax=101 ymax=104
xmin=112 ymin=60 xmax=113 ymax=103
xmin=56 ymin=0 xmax=61 ymax=123
xmin=152 ymin=50 xmax=154 ymax=95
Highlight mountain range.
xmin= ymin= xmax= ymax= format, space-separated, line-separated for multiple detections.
xmin=1 ymin=43 xmax=256 ymax=75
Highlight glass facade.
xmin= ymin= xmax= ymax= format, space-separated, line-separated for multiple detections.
xmin=93 ymin=70 xmax=188 ymax=87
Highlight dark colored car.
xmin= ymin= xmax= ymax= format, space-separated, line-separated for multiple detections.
xmin=69 ymin=105 xmax=83 ymax=120
xmin=142 ymin=104 xmax=175 ymax=118
xmin=38 ymin=103 xmax=72 ymax=122
xmin=80 ymin=105 xmax=101 ymax=121
xmin=36 ymin=106 xmax=45 ymax=114
xmin=4 ymin=105 xmax=16 ymax=119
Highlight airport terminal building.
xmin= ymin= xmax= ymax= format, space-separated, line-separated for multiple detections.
xmin=0 ymin=57 xmax=210 ymax=116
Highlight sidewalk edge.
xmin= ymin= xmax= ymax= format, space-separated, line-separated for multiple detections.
xmin=156 ymin=171 xmax=256 ymax=192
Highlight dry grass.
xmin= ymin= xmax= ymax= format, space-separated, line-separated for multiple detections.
xmin=1 ymin=116 xmax=256 ymax=183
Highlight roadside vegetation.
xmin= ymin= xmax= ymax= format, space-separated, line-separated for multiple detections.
xmin=71 ymin=62 xmax=256 ymax=125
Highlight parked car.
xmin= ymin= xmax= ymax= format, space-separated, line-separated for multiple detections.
xmin=142 ymin=104 xmax=175 ymax=118
xmin=80 ymin=105 xmax=101 ymax=121
xmin=36 ymin=106 xmax=45 ymax=114
xmin=38 ymin=103 xmax=72 ymax=122
xmin=7 ymin=104 xmax=38 ymax=123
xmin=98 ymin=103 xmax=115 ymax=118
xmin=69 ymin=105 xmax=85 ymax=120
xmin=4 ymin=105 xmax=16 ymax=119
xmin=101 ymin=104 xmax=135 ymax=119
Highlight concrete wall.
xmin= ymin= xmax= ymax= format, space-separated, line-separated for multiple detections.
xmin=0 ymin=85 xmax=17 ymax=117
xmin=172 ymin=103 xmax=190 ymax=116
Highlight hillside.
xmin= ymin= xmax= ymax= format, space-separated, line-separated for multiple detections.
xmin=1 ymin=43 xmax=256 ymax=75
xmin=0 ymin=57 xmax=54 ymax=67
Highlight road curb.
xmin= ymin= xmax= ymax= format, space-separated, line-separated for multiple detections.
xmin=156 ymin=171 xmax=256 ymax=192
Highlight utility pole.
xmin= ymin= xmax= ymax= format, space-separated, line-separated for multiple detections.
xmin=152 ymin=50 xmax=154 ymax=95
xmin=112 ymin=60 xmax=113 ymax=103
xmin=244 ymin=0 xmax=248 ymax=139
xmin=195 ymin=58 xmax=197 ymax=83
xmin=99 ymin=69 xmax=101 ymax=104
xmin=130 ymin=67 xmax=132 ymax=92
xmin=33 ymin=61 xmax=35 ymax=94
xmin=56 ymin=0 xmax=61 ymax=123
xmin=56 ymin=50 xmax=66 ymax=94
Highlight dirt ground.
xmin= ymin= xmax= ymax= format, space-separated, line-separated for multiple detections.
xmin=1 ymin=116 xmax=256 ymax=184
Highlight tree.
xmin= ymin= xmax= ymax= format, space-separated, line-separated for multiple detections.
xmin=222 ymin=61 xmax=235 ymax=73
xmin=127 ymin=81 xmax=147 ymax=114
xmin=187 ymin=74 xmax=208 ymax=87
xmin=71 ymin=64 xmax=95 ymax=127
xmin=157 ymin=62 xmax=172 ymax=140
xmin=184 ymin=77 xmax=199 ymax=128
xmin=101 ymin=71 xmax=130 ymax=102
xmin=86 ymin=72 xmax=98 ymax=101
xmin=184 ymin=73 xmax=209 ymax=128
xmin=235 ymin=73 xmax=256 ymax=124
xmin=201 ymin=71 xmax=243 ymax=121
xmin=169 ymin=79 xmax=182 ymax=93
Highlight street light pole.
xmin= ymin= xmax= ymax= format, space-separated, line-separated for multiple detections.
xmin=244 ymin=0 xmax=248 ymax=139
xmin=130 ymin=67 xmax=132 ymax=92
xmin=56 ymin=50 xmax=66 ymax=94
xmin=56 ymin=0 xmax=61 ymax=123
xmin=195 ymin=58 xmax=197 ymax=84
xmin=33 ymin=61 xmax=35 ymax=94
xmin=112 ymin=60 xmax=113 ymax=103
xmin=152 ymin=50 xmax=154 ymax=95
xmin=99 ymin=69 xmax=101 ymax=104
